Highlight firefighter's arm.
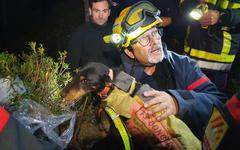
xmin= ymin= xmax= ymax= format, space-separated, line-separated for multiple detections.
xmin=166 ymin=57 xmax=227 ymax=139
xmin=218 ymin=8 xmax=240 ymax=26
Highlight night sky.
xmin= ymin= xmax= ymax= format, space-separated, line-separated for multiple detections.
xmin=0 ymin=0 xmax=239 ymax=94
xmin=0 ymin=0 xmax=85 ymax=58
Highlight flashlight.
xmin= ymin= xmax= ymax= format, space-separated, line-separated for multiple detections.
xmin=189 ymin=8 xmax=204 ymax=20
xmin=189 ymin=4 xmax=208 ymax=20
xmin=189 ymin=4 xmax=208 ymax=28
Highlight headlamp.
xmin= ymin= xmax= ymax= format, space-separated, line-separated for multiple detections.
xmin=103 ymin=1 xmax=162 ymax=48
xmin=189 ymin=4 xmax=208 ymax=21
xmin=103 ymin=33 xmax=125 ymax=47
xmin=111 ymin=33 xmax=123 ymax=44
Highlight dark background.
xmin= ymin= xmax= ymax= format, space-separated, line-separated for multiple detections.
xmin=0 ymin=0 xmax=239 ymax=94
xmin=0 ymin=0 xmax=85 ymax=58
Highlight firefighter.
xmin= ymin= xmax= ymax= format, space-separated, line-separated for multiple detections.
xmin=104 ymin=0 xmax=227 ymax=142
xmin=180 ymin=0 xmax=240 ymax=92
xmin=203 ymin=90 xmax=240 ymax=149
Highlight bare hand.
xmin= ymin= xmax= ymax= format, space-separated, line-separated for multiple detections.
xmin=160 ymin=17 xmax=172 ymax=27
xmin=143 ymin=90 xmax=178 ymax=121
xmin=200 ymin=10 xmax=220 ymax=26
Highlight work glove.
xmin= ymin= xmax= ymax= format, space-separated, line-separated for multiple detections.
xmin=102 ymin=86 xmax=137 ymax=118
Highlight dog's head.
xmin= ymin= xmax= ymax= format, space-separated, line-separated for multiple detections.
xmin=61 ymin=62 xmax=112 ymax=102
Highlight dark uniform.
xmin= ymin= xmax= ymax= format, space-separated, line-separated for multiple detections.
xmin=181 ymin=0 xmax=240 ymax=92
xmin=67 ymin=21 xmax=122 ymax=70
xmin=203 ymin=90 xmax=240 ymax=149
xmin=121 ymin=44 xmax=227 ymax=139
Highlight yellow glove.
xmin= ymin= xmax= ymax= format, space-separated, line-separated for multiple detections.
xmin=167 ymin=115 xmax=202 ymax=150
xmin=103 ymin=87 xmax=136 ymax=118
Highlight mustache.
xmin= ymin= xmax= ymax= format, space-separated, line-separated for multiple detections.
xmin=150 ymin=46 xmax=161 ymax=53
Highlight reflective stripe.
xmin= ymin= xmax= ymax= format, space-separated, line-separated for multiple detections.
xmin=205 ymin=0 xmax=217 ymax=5
xmin=205 ymin=0 xmax=240 ymax=9
xmin=222 ymin=31 xmax=231 ymax=55
xmin=227 ymin=2 xmax=240 ymax=9
xmin=105 ymin=106 xmax=132 ymax=150
xmin=184 ymin=31 xmax=235 ymax=63
xmin=184 ymin=45 xmax=191 ymax=53
xmin=218 ymin=0 xmax=229 ymax=9
xmin=128 ymin=78 xmax=136 ymax=95
xmin=184 ymin=47 xmax=235 ymax=63
xmin=187 ymin=77 xmax=209 ymax=90
xmin=195 ymin=59 xmax=232 ymax=71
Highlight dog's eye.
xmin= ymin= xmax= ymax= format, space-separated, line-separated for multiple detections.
xmin=80 ymin=78 xmax=88 ymax=83
xmin=80 ymin=76 xmax=88 ymax=83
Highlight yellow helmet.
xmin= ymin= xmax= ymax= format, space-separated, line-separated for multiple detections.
xmin=104 ymin=1 xmax=162 ymax=48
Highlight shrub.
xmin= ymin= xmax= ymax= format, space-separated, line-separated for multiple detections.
xmin=0 ymin=42 xmax=71 ymax=114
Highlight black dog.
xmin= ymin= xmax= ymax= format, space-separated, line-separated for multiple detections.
xmin=61 ymin=62 xmax=125 ymax=150
xmin=61 ymin=62 xmax=113 ymax=103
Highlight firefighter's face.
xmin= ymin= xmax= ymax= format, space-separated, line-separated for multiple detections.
xmin=89 ymin=1 xmax=110 ymax=26
xmin=125 ymin=27 xmax=164 ymax=66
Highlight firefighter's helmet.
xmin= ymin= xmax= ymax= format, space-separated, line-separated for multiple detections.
xmin=104 ymin=1 xmax=162 ymax=48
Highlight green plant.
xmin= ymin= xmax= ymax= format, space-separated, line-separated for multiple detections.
xmin=0 ymin=42 xmax=71 ymax=114
xmin=0 ymin=52 xmax=20 ymax=78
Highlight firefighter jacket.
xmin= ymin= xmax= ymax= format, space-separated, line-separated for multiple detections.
xmin=181 ymin=0 xmax=240 ymax=72
xmin=120 ymin=43 xmax=227 ymax=140
xmin=203 ymin=90 xmax=240 ymax=149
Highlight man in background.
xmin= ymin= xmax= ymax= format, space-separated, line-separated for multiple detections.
xmin=67 ymin=0 xmax=121 ymax=70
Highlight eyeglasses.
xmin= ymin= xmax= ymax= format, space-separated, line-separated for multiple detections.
xmin=131 ymin=29 xmax=161 ymax=47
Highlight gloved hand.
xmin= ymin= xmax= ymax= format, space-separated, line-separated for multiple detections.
xmin=102 ymin=87 xmax=137 ymax=118
xmin=127 ymin=95 xmax=201 ymax=150
xmin=103 ymin=84 xmax=202 ymax=150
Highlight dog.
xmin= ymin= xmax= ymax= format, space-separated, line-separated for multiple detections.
xmin=61 ymin=62 xmax=201 ymax=150
xmin=61 ymin=62 xmax=125 ymax=150
xmin=61 ymin=62 xmax=113 ymax=103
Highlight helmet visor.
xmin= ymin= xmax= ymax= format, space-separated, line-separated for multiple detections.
xmin=123 ymin=2 xmax=160 ymax=33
